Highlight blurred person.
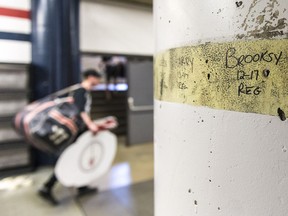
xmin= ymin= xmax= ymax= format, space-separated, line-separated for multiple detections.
xmin=38 ymin=69 xmax=101 ymax=205
xmin=102 ymin=56 xmax=127 ymax=99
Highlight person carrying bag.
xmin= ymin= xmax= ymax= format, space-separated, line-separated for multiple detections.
xmin=14 ymin=69 xmax=105 ymax=205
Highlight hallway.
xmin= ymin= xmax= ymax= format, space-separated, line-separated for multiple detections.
xmin=0 ymin=138 xmax=154 ymax=216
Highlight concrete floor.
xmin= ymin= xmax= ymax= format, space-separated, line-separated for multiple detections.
xmin=0 ymin=138 xmax=154 ymax=216
xmin=79 ymin=180 xmax=153 ymax=216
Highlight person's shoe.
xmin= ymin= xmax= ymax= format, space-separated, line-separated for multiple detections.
xmin=77 ymin=186 xmax=98 ymax=197
xmin=38 ymin=187 xmax=59 ymax=206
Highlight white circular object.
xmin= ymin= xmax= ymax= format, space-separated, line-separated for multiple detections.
xmin=55 ymin=130 xmax=117 ymax=187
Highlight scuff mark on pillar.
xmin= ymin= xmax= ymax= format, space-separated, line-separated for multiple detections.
xmin=236 ymin=0 xmax=288 ymax=39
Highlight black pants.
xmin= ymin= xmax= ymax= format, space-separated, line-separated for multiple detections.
xmin=44 ymin=172 xmax=58 ymax=190
xmin=44 ymin=173 xmax=88 ymax=191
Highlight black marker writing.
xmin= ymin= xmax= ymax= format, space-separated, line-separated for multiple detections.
xmin=226 ymin=47 xmax=283 ymax=68
xmin=237 ymin=70 xmax=259 ymax=80
xmin=238 ymin=83 xmax=261 ymax=96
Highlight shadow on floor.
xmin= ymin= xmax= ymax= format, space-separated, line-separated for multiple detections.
xmin=77 ymin=180 xmax=154 ymax=216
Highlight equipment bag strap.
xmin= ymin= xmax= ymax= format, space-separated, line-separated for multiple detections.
xmin=46 ymin=84 xmax=82 ymax=99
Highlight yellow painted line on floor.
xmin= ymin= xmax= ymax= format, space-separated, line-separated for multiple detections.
xmin=154 ymin=39 xmax=288 ymax=116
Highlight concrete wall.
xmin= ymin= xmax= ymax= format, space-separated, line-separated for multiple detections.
xmin=154 ymin=0 xmax=288 ymax=215
xmin=80 ymin=0 xmax=153 ymax=55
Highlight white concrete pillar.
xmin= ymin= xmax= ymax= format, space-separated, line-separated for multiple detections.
xmin=154 ymin=1 xmax=288 ymax=215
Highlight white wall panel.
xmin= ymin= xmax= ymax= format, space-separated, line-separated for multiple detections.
xmin=0 ymin=0 xmax=30 ymax=10
xmin=0 ymin=40 xmax=31 ymax=63
xmin=0 ymin=16 xmax=31 ymax=34
xmin=80 ymin=1 xmax=153 ymax=55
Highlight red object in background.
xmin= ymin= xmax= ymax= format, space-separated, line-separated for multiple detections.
xmin=0 ymin=7 xmax=30 ymax=19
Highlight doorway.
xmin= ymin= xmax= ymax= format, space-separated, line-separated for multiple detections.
xmin=81 ymin=54 xmax=153 ymax=146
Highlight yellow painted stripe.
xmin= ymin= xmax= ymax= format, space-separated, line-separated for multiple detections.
xmin=154 ymin=39 xmax=288 ymax=117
